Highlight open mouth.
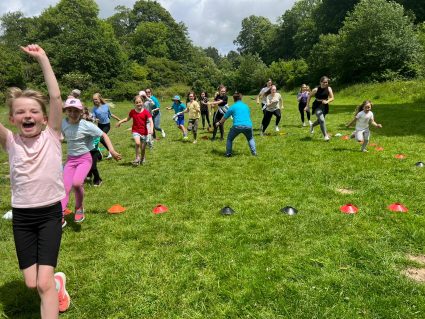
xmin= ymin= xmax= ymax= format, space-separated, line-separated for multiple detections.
xmin=22 ymin=122 xmax=35 ymax=129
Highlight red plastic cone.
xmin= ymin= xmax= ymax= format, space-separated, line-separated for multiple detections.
xmin=340 ymin=204 xmax=359 ymax=214
xmin=388 ymin=203 xmax=408 ymax=213
xmin=341 ymin=135 xmax=350 ymax=140
xmin=394 ymin=154 xmax=406 ymax=159
xmin=108 ymin=204 xmax=126 ymax=214
xmin=153 ymin=204 xmax=168 ymax=214
xmin=375 ymin=147 xmax=384 ymax=151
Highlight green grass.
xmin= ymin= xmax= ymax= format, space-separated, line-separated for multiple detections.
xmin=0 ymin=83 xmax=425 ymax=318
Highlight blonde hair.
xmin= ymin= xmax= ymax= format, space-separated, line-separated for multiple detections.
xmin=6 ymin=87 xmax=48 ymax=116
xmin=93 ymin=92 xmax=106 ymax=105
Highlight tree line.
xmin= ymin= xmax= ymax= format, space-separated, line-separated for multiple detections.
xmin=0 ymin=0 xmax=424 ymax=101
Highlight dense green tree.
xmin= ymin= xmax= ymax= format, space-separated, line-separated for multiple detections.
xmin=334 ymin=0 xmax=422 ymax=83
xmin=234 ymin=15 xmax=277 ymax=64
xmin=0 ymin=12 xmax=34 ymax=48
xmin=274 ymin=0 xmax=321 ymax=60
xmin=130 ymin=21 xmax=169 ymax=63
xmin=204 ymin=46 xmax=221 ymax=65
xmin=233 ymin=54 xmax=268 ymax=93
xmin=32 ymin=0 xmax=126 ymax=88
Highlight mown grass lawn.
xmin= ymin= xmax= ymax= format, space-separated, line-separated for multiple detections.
xmin=0 ymin=87 xmax=424 ymax=318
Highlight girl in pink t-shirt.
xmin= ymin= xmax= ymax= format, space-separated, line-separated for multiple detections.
xmin=116 ymin=95 xmax=153 ymax=166
xmin=0 ymin=44 xmax=70 ymax=316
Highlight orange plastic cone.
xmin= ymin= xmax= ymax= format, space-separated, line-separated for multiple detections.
xmin=64 ymin=208 xmax=72 ymax=216
xmin=108 ymin=204 xmax=126 ymax=214
xmin=375 ymin=147 xmax=384 ymax=151
xmin=394 ymin=154 xmax=406 ymax=159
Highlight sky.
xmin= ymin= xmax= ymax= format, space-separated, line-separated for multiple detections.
xmin=0 ymin=0 xmax=296 ymax=54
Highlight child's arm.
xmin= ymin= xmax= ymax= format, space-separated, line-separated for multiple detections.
xmin=305 ymin=88 xmax=316 ymax=111
xmin=324 ymin=87 xmax=334 ymax=105
xmin=279 ymin=95 xmax=284 ymax=109
xmin=346 ymin=117 xmax=356 ymax=128
xmin=116 ymin=116 xmax=130 ymax=128
xmin=0 ymin=123 xmax=10 ymax=149
xmin=111 ymin=113 xmax=121 ymax=121
xmin=370 ymin=117 xmax=382 ymax=128
xmin=20 ymin=45 xmax=62 ymax=133
xmin=101 ymin=133 xmax=121 ymax=161
xmin=147 ymin=117 xmax=154 ymax=135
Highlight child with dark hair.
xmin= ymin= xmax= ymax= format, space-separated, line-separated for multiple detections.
xmin=200 ymin=91 xmax=211 ymax=130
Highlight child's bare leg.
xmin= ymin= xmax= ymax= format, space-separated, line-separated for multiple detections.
xmin=140 ymin=140 xmax=147 ymax=162
xmin=133 ymin=136 xmax=141 ymax=160
xmin=38 ymin=265 xmax=59 ymax=319
xmin=361 ymin=130 xmax=370 ymax=152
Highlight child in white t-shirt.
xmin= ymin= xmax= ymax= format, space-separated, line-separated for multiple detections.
xmin=346 ymin=100 xmax=382 ymax=152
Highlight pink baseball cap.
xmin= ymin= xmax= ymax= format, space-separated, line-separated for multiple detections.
xmin=64 ymin=98 xmax=83 ymax=110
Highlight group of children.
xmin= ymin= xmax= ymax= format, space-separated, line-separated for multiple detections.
xmin=1 ymin=45 xmax=384 ymax=318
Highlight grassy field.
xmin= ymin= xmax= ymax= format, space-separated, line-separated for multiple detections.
xmin=0 ymin=82 xmax=425 ymax=318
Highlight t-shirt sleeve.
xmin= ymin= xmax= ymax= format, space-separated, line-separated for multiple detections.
xmin=83 ymin=120 xmax=104 ymax=137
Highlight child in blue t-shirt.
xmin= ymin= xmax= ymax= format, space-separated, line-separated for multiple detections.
xmin=167 ymin=95 xmax=188 ymax=139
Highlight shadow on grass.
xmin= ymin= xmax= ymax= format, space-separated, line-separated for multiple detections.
xmin=332 ymin=147 xmax=357 ymax=152
xmin=331 ymin=102 xmax=425 ymax=137
xmin=0 ymin=280 xmax=39 ymax=319
xmin=299 ymin=136 xmax=314 ymax=142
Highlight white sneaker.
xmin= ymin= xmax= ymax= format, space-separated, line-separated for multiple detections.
xmin=106 ymin=153 xmax=112 ymax=160
xmin=161 ymin=129 xmax=166 ymax=138
xmin=275 ymin=126 xmax=280 ymax=132
xmin=2 ymin=210 xmax=12 ymax=220
xmin=309 ymin=123 xmax=314 ymax=134
xmin=324 ymin=135 xmax=330 ymax=141
xmin=302 ymin=122 xmax=306 ymax=127
xmin=309 ymin=120 xmax=313 ymax=125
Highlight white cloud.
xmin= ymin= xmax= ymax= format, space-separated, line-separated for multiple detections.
xmin=0 ymin=0 xmax=296 ymax=54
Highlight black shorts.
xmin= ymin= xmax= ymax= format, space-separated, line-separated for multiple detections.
xmin=12 ymin=202 xmax=62 ymax=270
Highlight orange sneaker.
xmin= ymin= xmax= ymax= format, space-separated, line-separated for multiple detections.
xmin=54 ymin=272 xmax=70 ymax=312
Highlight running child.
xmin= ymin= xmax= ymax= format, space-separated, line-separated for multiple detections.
xmin=346 ymin=100 xmax=382 ymax=152
xmin=261 ymin=85 xmax=283 ymax=134
xmin=116 ymin=95 xmax=153 ymax=165
xmin=176 ymin=91 xmax=201 ymax=143
xmin=62 ymin=98 xmax=121 ymax=223
xmin=200 ymin=91 xmax=211 ymax=131
xmin=167 ymin=95 xmax=188 ymax=140
xmin=297 ymin=84 xmax=311 ymax=127
xmin=0 ymin=44 xmax=70 ymax=317
xmin=209 ymin=85 xmax=228 ymax=141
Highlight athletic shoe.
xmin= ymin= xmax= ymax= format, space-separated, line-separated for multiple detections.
xmin=193 ymin=140 xmax=197 ymax=144
xmin=309 ymin=122 xmax=314 ymax=134
xmin=62 ymin=218 xmax=67 ymax=228
xmin=302 ymin=122 xmax=306 ymax=127
xmin=54 ymin=272 xmax=70 ymax=312
xmin=361 ymin=148 xmax=368 ymax=152
xmin=309 ymin=120 xmax=313 ymax=125
xmin=74 ymin=209 xmax=85 ymax=223
xmin=225 ymin=153 xmax=232 ymax=157
xmin=161 ymin=130 xmax=166 ymax=138
xmin=183 ymin=136 xmax=189 ymax=140
xmin=106 ymin=153 xmax=112 ymax=160
xmin=275 ymin=126 xmax=280 ymax=132
xmin=93 ymin=180 xmax=102 ymax=187
xmin=324 ymin=135 xmax=330 ymax=141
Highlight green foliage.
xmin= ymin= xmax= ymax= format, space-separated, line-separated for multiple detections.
xmin=0 ymin=44 xmax=24 ymax=90
xmin=146 ymin=56 xmax=185 ymax=87
xmin=268 ymin=59 xmax=309 ymax=89
xmin=231 ymin=54 xmax=268 ymax=93
xmin=307 ymin=33 xmax=340 ymax=82
xmin=130 ymin=21 xmax=169 ymax=63
xmin=204 ymin=46 xmax=221 ymax=65
xmin=312 ymin=0 xmax=359 ymax=35
xmin=234 ymin=15 xmax=277 ymax=64
xmin=335 ymin=0 xmax=422 ymax=83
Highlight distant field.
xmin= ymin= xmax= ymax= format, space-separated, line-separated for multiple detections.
xmin=0 ymin=81 xmax=424 ymax=318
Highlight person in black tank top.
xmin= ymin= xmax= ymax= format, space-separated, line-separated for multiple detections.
xmin=306 ymin=76 xmax=334 ymax=141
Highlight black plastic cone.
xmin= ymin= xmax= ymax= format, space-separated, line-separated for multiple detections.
xmin=415 ymin=162 xmax=424 ymax=168
xmin=281 ymin=206 xmax=298 ymax=215
xmin=221 ymin=206 xmax=235 ymax=216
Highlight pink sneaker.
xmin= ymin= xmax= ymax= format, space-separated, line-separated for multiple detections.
xmin=54 ymin=272 xmax=70 ymax=312
xmin=74 ymin=208 xmax=85 ymax=223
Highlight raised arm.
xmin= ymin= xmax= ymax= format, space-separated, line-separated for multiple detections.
xmin=0 ymin=122 xmax=10 ymax=149
xmin=20 ymin=44 xmax=62 ymax=133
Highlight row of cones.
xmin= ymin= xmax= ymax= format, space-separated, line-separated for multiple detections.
xmin=340 ymin=203 xmax=408 ymax=214
xmin=105 ymin=203 xmax=409 ymax=215
xmin=106 ymin=204 xmax=169 ymax=214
